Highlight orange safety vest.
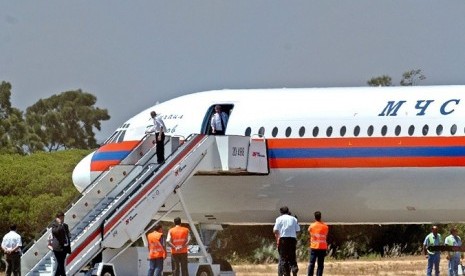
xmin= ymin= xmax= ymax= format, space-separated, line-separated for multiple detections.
xmin=169 ymin=226 xmax=189 ymax=254
xmin=308 ymin=221 xmax=329 ymax=250
xmin=148 ymin=231 xmax=166 ymax=259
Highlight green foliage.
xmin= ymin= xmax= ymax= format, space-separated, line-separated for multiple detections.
xmin=26 ymin=90 xmax=110 ymax=151
xmin=1 ymin=82 xmax=109 ymax=153
xmin=210 ymin=223 xmax=457 ymax=264
xmin=368 ymin=69 xmax=426 ymax=87
xmin=400 ymin=69 xmax=426 ymax=86
xmin=252 ymin=238 xmax=279 ymax=264
xmin=0 ymin=81 xmax=28 ymax=154
xmin=0 ymin=150 xmax=91 ymax=243
xmin=367 ymin=75 xmax=392 ymax=87
xmin=212 ymin=225 xmax=276 ymax=263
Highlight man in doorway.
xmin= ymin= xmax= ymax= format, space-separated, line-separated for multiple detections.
xmin=210 ymin=105 xmax=228 ymax=135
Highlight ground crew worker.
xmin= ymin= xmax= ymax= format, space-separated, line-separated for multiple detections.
xmin=147 ymin=223 xmax=166 ymax=276
xmin=445 ymin=226 xmax=462 ymax=276
xmin=167 ymin=217 xmax=191 ymax=276
xmin=273 ymin=206 xmax=300 ymax=276
xmin=423 ymin=225 xmax=442 ymax=276
xmin=308 ymin=211 xmax=329 ymax=276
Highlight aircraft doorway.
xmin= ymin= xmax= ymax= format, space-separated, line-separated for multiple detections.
xmin=201 ymin=104 xmax=234 ymax=135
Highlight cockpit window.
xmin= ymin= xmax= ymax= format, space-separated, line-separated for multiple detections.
xmin=103 ymin=131 xmax=118 ymax=145
xmin=117 ymin=130 xmax=126 ymax=142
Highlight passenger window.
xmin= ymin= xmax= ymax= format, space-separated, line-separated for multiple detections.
xmin=395 ymin=125 xmax=401 ymax=136
xmin=353 ymin=126 xmax=360 ymax=137
xmin=367 ymin=125 xmax=374 ymax=137
xmin=245 ymin=127 xmax=251 ymax=136
xmin=436 ymin=124 xmax=443 ymax=135
xmin=285 ymin=127 xmax=292 ymax=137
xmin=299 ymin=127 xmax=305 ymax=137
xmin=272 ymin=127 xmax=278 ymax=137
xmin=326 ymin=126 xmax=333 ymax=137
xmin=408 ymin=125 xmax=415 ymax=136
xmin=340 ymin=126 xmax=346 ymax=137
xmin=451 ymin=124 xmax=457 ymax=135
xmin=422 ymin=125 xmax=429 ymax=136
xmin=312 ymin=127 xmax=319 ymax=137
xmin=381 ymin=125 xmax=388 ymax=136
xmin=258 ymin=127 xmax=265 ymax=137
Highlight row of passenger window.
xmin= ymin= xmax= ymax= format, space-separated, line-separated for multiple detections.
xmin=245 ymin=124 xmax=461 ymax=138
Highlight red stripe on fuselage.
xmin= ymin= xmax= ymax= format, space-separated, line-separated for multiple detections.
xmin=270 ymin=157 xmax=465 ymax=168
xmin=98 ymin=141 xmax=140 ymax=151
xmin=267 ymin=136 xmax=465 ymax=149
xmin=90 ymin=160 xmax=120 ymax=171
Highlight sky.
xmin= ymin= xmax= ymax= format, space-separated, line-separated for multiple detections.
xmin=2 ymin=1 xmax=465 ymax=141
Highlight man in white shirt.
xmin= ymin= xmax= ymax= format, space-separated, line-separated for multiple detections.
xmin=273 ymin=206 xmax=300 ymax=276
xmin=147 ymin=111 xmax=167 ymax=163
xmin=210 ymin=105 xmax=228 ymax=135
xmin=1 ymin=224 xmax=22 ymax=276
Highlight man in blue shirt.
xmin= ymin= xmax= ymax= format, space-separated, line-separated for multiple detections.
xmin=423 ymin=225 xmax=442 ymax=276
xmin=445 ymin=226 xmax=462 ymax=276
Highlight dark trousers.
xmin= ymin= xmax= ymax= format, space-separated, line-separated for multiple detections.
xmin=278 ymin=237 xmax=298 ymax=276
xmin=53 ymin=250 xmax=67 ymax=276
xmin=5 ymin=252 xmax=21 ymax=276
xmin=155 ymin=132 xmax=165 ymax=163
xmin=212 ymin=130 xmax=225 ymax=135
xmin=171 ymin=253 xmax=188 ymax=276
xmin=308 ymin=249 xmax=326 ymax=276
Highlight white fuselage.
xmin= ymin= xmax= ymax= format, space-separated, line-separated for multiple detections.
xmin=73 ymin=85 xmax=465 ymax=224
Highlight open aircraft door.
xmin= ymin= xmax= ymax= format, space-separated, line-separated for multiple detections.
xmin=201 ymin=104 xmax=234 ymax=135
xmin=247 ymin=135 xmax=269 ymax=174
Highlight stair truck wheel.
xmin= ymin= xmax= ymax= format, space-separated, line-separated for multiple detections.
xmin=196 ymin=265 xmax=213 ymax=276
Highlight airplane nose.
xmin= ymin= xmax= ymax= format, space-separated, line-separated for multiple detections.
xmin=72 ymin=151 xmax=95 ymax=193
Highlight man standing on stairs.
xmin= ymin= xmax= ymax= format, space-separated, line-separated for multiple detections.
xmin=51 ymin=212 xmax=71 ymax=276
xmin=146 ymin=110 xmax=167 ymax=163
xmin=167 ymin=217 xmax=191 ymax=276
xmin=210 ymin=105 xmax=229 ymax=135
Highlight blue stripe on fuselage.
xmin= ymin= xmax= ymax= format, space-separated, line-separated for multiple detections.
xmin=269 ymin=146 xmax=465 ymax=158
xmin=92 ymin=151 xmax=130 ymax=161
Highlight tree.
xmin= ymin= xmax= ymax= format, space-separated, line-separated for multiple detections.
xmin=26 ymin=90 xmax=110 ymax=151
xmin=400 ymin=69 xmax=426 ymax=86
xmin=367 ymin=75 xmax=392 ymax=87
xmin=368 ymin=69 xmax=426 ymax=87
xmin=0 ymin=150 xmax=88 ymax=243
xmin=0 ymin=81 xmax=29 ymax=154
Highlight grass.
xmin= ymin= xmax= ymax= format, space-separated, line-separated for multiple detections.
xmin=233 ymin=255 xmax=450 ymax=276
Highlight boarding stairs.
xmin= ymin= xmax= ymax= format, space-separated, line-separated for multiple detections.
xmin=21 ymin=133 xmax=181 ymax=275
xmin=22 ymin=134 xmax=269 ymax=275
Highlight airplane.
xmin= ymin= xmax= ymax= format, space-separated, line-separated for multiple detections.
xmin=72 ymin=85 xmax=465 ymax=225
